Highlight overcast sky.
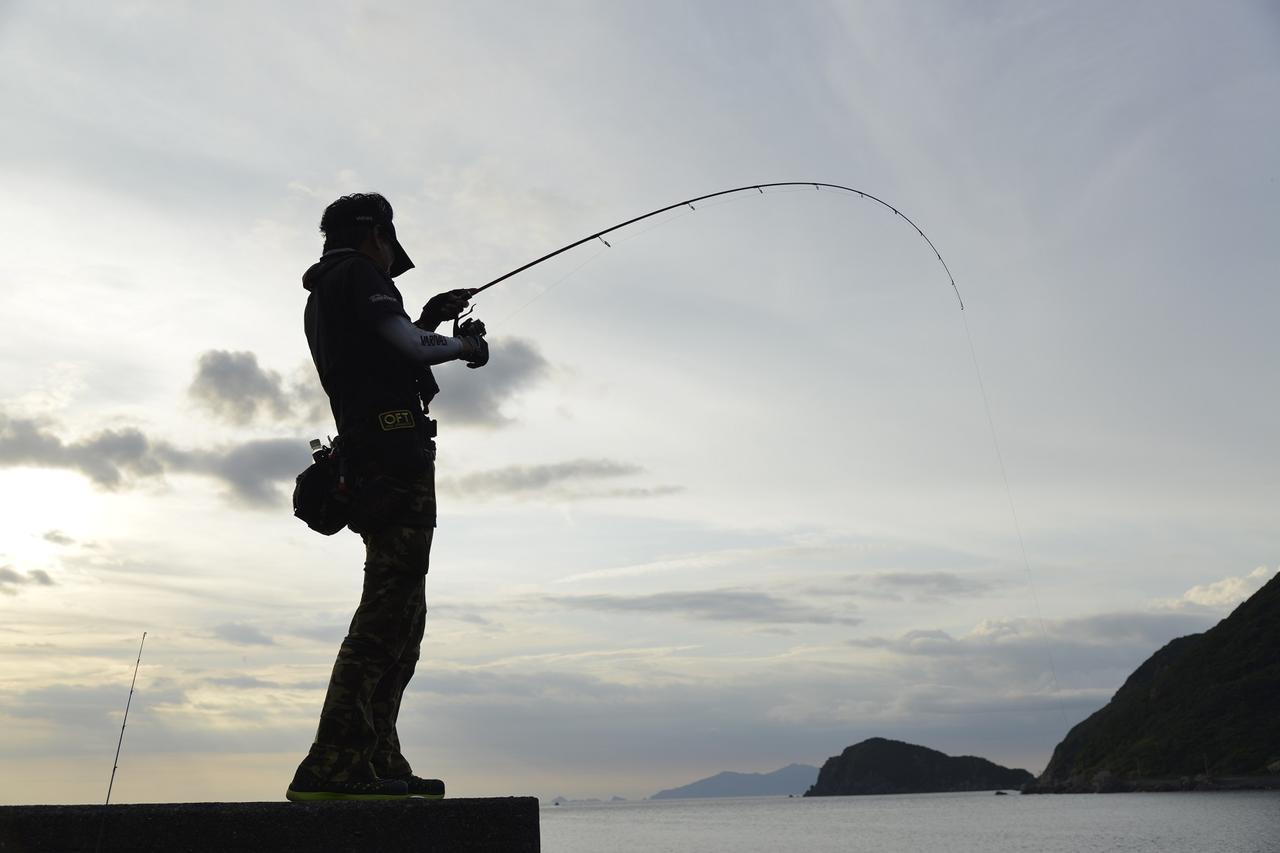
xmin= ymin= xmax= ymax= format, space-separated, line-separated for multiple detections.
xmin=1 ymin=1 xmax=1278 ymax=804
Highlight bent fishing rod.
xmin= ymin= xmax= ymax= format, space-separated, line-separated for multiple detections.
xmin=456 ymin=182 xmax=1070 ymax=715
xmin=466 ymin=181 xmax=964 ymax=310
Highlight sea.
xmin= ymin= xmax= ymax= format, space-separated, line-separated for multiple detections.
xmin=539 ymin=790 xmax=1280 ymax=852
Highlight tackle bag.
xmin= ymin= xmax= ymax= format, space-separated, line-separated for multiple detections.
xmin=292 ymin=440 xmax=352 ymax=535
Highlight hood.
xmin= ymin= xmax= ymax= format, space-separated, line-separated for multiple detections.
xmin=302 ymin=248 xmax=362 ymax=292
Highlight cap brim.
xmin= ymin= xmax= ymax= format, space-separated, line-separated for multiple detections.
xmin=389 ymin=238 xmax=414 ymax=278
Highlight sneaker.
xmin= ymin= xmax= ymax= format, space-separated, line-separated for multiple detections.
xmin=388 ymin=773 xmax=445 ymax=799
xmin=286 ymin=773 xmax=410 ymax=802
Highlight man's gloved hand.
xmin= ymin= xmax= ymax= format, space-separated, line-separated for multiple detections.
xmin=457 ymin=335 xmax=489 ymax=369
xmin=416 ymin=289 xmax=475 ymax=330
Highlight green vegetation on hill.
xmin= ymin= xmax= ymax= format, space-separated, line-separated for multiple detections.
xmin=1028 ymin=571 xmax=1280 ymax=792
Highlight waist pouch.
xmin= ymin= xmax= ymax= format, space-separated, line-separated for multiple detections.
xmin=292 ymin=415 xmax=436 ymax=536
xmin=292 ymin=443 xmax=352 ymax=536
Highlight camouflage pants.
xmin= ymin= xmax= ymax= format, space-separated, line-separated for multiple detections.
xmin=298 ymin=476 xmax=435 ymax=782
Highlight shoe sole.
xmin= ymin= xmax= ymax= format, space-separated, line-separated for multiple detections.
xmin=286 ymin=789 xmax=410 ymax=802
xmin=408 ymin=793 xmax=445 ymax=800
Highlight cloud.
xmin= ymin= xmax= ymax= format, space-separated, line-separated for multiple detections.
xmin=583 ymin=485 xmax=685 ymax=500
xmin=430 ymin=337 xmax=551 ymax=427
xmin=1156 ymin=566 xmax=1276 ymax=612
xmin=0 ymin=680 xmax=236 ymax=757
xmin=188 ymin=350 xmax=330 ymax=428
xmin=556 ymin=543 xmax=867 ymax=586
xmin=0 ymin=413 xmax=164 ymax=488
xmin=42 ymin=530 xmax=75 ymax=546
xmin=6 ymin=682 xmax=185 ymax=729
xmin=543 ymin=588 xmax=862 ymax=626
xmin=188 ymin=338 xmax=552 ymax=432
xmin=854 ymin=610 xmax=1216 ymax=654
xmin=835 ymin=571 xmax=995 ymax=602
xmin=847 ymin=609 xmax=1218 ymax=689
xmin=188 ymin=350 xmax=295 ymax=425
xmin=211 ymin=623 xmax=276 ymax=646
xmin=170 ymin=438 xmax=308 ymax=506
xmin=428 ymin=604 xmax=499 ymax=627
xmin=442 ymin=458 xmax=648 ymax=498
xmin=0 ymin=409 xmax=662 ymax=509
xmin=204 ymin=676 xmax=286 ymax=689
xmin=1 ymin=334 xmax=559 ymax=506
xmin=0 ymin=411 xmax=307 ymax=507
xmin=0 ymin=566 xmax=56 ymax=595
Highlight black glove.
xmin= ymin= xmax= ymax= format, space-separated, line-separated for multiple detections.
xmin=417 ymin=289 xmax=475 ymax=329
xmin=457 ymin=335 xmax=489 ymax=369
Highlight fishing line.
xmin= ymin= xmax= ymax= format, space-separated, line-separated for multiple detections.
xmin=961 ymin=312 xmax=1070 ymax=730
xmin=492 ymin=200 xmax=711 ymax=324
xmin=493 ymin=204 xmax=706 ymax=324
xmin=494 ymin=242 xmax=612 ymax=325
xmin=467 ymin=181 xmax=1063 ymax=725
xmin=492 ymin=201 xmax=704 ymax=324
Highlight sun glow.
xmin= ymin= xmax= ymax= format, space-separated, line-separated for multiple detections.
xmin=0 ymin=469 xmax=105 ymax=570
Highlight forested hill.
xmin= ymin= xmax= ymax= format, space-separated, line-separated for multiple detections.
xmin=1026 ymin=570 xmax=1280 ymax=793
xmin=803 ymin=739 xmax=1032 ymax=796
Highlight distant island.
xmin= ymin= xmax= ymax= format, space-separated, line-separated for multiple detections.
xmin=651 ymin=764 xmax=820 ymax=799
xmin=1025 ymin=570 xmax=1280 ymax=793
xmin=804 ymin=738 xmax=1033 ymax=796
xmin=548 ymin=795 xmax=626 ymax=805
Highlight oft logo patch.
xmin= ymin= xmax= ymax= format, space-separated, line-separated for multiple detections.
xmin=378 ymin=410 xmax=416 ymax=431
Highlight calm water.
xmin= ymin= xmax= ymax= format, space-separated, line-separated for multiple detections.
xmin=540 ymin=791 xmax=1280 ymax=853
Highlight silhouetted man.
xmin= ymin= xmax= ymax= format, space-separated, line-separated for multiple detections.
xmin=287 ymin=193 xmax=487 ymax=801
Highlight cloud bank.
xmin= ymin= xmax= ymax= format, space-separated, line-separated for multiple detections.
xmin=445 ymin=458 xmax=638 ymax=495
xmin=826 ymin=571 xmax=996 ymax=602
xmin=0 ymin=410 xmax=675 ymax=508
xmin=0 ymin=412 xmax=306 ymax=506
xmin=0 ymin=414 xmax=165 ymax=488
xmin=544 ymin=588 xmax=862 ymax=626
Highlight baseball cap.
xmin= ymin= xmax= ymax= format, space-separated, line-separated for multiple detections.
xmin=321 ymin=193 xmax=415 ymax=278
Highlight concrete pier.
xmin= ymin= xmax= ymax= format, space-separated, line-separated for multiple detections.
xmin=0 ymin=798 xmax=540 ymax=852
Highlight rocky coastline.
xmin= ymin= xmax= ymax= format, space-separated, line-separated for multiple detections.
xmin=1024 ymin=773 xmax=1280 ymax=794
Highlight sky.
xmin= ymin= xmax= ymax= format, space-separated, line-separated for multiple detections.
xmin=1 ymin=1 xmax=1278 ymax=804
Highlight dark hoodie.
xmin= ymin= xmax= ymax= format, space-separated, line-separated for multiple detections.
xmin=302 ymin=250 xmax=437 ymax=475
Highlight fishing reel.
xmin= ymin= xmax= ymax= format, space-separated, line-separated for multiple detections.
xmin=453 ymin=305 xmax=486 ymax=339
xmin=453 ymin=305 xmax=489 ymax=369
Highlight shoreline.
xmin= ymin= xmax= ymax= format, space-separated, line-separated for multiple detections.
xmin=1023 ymin=774 xmax=1280 ymax=794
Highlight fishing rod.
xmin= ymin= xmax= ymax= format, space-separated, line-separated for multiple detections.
xmin=461 ymin=181 xmax=1066 ymax=726
xmin=468 ymin=181 xmax=965 ymax=310
xmin=105 ymin=631 xmax=146 ymax=805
